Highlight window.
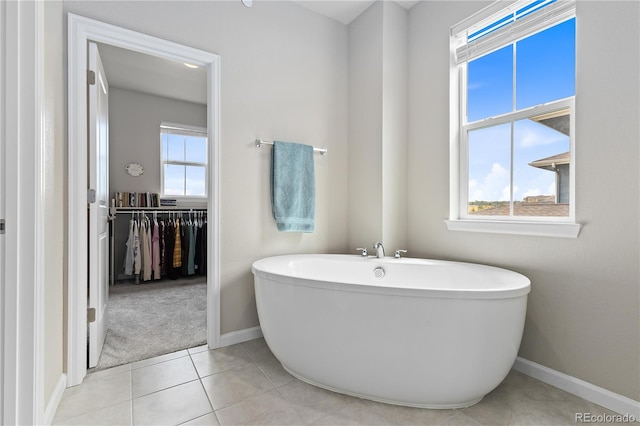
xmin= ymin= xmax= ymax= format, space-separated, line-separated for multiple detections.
xmin=160 ymin=123 xmax=208 ymax=197
xmin=448 ymin=0 xmax=580 ymax=237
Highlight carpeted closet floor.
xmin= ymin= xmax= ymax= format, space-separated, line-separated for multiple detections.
xmin=93 ymin=276 xmax=207 ymax=371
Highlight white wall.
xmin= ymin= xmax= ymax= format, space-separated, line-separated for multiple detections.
xmin=348 ymin=1 xmax=408 ymax=253
xmin=408 ymin=0 xmax=640 ymax=400
xmin=109 ymin=87 xmax=207 ymax=275
xmin=348 ymin=2 xmax=384 ymax=249
xmin=381 ymin=2 xmax=408 ymax=252
xmin=108 ymin=87 xmax=207 ymax=198
xmin=63 ymin=0 xmax=349 ymax=334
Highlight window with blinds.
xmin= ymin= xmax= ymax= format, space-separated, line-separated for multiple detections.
xmin=450 ymin=0 xmax=576 ymax=223
xmin=160 ymin=123 xmax=208 ymax=197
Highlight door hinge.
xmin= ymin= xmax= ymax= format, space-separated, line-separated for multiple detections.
xmin=0 ymin=219 xmax=4 ymax=235
xmin=87 ymin=70 xmax=96 ymax=86
xmin=87 ymin=308 xmax=96 ymax=323
xmin=88 ymin=188 xmax=96 ymax=204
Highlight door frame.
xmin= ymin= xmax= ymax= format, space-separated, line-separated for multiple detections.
xmin=67 ymin=14 xmax=221 ymax=386
xmin=2 ymin=0 xmax=46 ymax=423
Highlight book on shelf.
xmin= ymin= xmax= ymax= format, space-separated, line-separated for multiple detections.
xmin=114 ymin=192 xmax=161 ymax=208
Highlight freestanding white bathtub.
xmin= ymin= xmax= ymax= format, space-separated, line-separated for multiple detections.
xmin=252 ymin=254 xmax=530 ymax=409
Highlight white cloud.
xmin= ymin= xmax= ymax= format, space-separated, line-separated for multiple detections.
xmin=502 ymin=185 xmax=519 ymax=201
xmin=469 ymin=179 xmax=483 ymax=200
xmin=471 ymin=190 xmax=485 ymax=201
xmin=488 ymin=163 xmax=508 ymax=182
xmin=469 ymin=163 xmax=510 ymax=202
xmin=547 ymin=181 xmax=556 ymax=196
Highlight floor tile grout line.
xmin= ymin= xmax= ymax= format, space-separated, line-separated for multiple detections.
xmin=206 ymin=365 xmax=278 ymax=413
xmin=188 ymin=349 xmax=222 ymax=425
xmin=189 ymin=351 xmax=214 ymax=410
xmin=176 ymin=412 xmax=218 ymax=426
xmin=196 ymin=343 xmax=296 ymax=422
xmin=253 ymin=356 xmax=282 ymax=391
xmin=130 ymin=350 xmax=191 ymax=371
xmin=129 ymin=365 xmax=134 ymax=426
xmin=133 ymin=377 xmax=203 ymax=401
xmin=130 ymin=355 xmax=202 ymax=399
xmin=190 ymin=378 xmax=217 ymax=425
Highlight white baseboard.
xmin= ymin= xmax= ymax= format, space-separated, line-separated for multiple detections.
xmin=514 ymin=357 xmax=640 ymax=418
xmin=43 ymin=374 xmax=67 ymax=425
xmin=220 ymin=326 xmax=263 ymax=347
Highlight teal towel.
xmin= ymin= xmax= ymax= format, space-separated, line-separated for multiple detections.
xmin=271 ymin=141 xmax=315 ymax=232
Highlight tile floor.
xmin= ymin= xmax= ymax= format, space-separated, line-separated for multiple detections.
xmin=53 ymin=338 xmax=621 ymax=425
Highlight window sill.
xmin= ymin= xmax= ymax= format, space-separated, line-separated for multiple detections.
xmin=444 ymin=219 xmax=581 ymax=238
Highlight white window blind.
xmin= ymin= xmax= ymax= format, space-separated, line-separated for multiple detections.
xmin=453 ymin=0 xmax=575 ymax=64
xmin=160 ymin=122 xmax=206 ymax=138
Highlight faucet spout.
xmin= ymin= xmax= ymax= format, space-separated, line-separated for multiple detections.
xmin=373 ymin=242 xmax=385 ymax=259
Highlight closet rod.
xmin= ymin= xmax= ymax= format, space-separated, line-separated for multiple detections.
xmin=115 ymin=209 xmax=206 ymax=214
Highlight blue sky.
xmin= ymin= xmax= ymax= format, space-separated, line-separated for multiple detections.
xmin=466 ymin=17 xmax=575 ymax=204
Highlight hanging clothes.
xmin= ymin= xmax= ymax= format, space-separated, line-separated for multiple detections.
xmin=181 ymin=219 xmax=190 ymax=276
xmin=165 ymin=218 xmax=177 ymax=280
xmin=159 ymin=219 xmax=166 ymax=275
xmin=199 ymin=219 xmax=207 ymax=275
xmin=152 ymin=217 xmax=161 ymax=280
xmin=187 ymin=219 xmax=196 ymax=275
xmin=116 ymin=209 xmax=208 ymax=283
xmin=141 ymin=217 xmax=152 ymax=281
xmin=133 ymin=220 xmax=141 ymax=275
xmin=194 ymin=218 xmax=202 ymax=274
xmin=173 ymin=219 xmax=182 ymax=268
xmin=123 ymin=218 xmax=135 ymax=275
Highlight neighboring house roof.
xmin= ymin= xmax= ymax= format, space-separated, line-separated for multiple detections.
xmin=470 ymin=203 xmax=570 ymax=217
xmin=528 ymin=151 xmax=570 ymax=171
xmin=531 ymin=107 xmax=570 ymax=136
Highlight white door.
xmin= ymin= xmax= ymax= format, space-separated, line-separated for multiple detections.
xmin=88 ymin=42 xmax=110 ymax=368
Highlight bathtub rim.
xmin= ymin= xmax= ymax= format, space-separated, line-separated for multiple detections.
xmin=252 ymin=254 xmax=531 ymax=300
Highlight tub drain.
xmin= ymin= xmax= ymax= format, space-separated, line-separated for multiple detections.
xmin=373 ymin=266 xmax=385 ymax=279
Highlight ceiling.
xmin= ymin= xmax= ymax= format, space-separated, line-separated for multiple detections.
xmin=97 ymin=0 xmax=419 ymax=104
xmin=97 ymin=43 xmax=207 ymax=105
xmin=291 ymin=0 xmax=419 ymax=25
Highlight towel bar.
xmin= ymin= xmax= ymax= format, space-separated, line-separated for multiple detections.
xmin=255 ymin=139 xmax=327 ymax=155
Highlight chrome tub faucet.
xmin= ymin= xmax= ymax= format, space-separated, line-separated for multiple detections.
xmin=373 ymin=242 xmax=385 ymax=259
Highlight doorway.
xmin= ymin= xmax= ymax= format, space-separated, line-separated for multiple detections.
xmin=67 ymin=14 xmax=221 ymax=387
xmin=93 ymin=41 xmax=210 ymax=370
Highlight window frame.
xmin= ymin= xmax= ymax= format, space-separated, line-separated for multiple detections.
xmin=447 ymin=0 xmax=580 ymax=238
xmin=160 ymin=122 xmax=208 ymax=199
xmin=460 ymin=97 xmax=576 ymax=222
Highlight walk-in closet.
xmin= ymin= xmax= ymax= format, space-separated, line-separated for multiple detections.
xmin=91 ymin=41 xmax=210 ymax=370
